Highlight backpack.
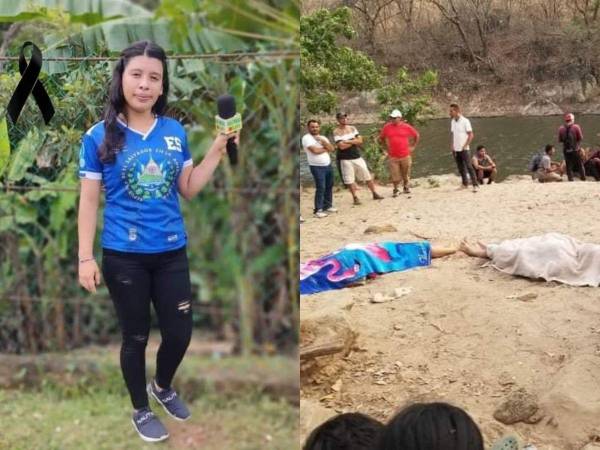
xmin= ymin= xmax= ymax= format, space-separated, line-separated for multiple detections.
xmin=528 ymin=152 xmax=543 ymax=172
xmin=562 ymin=125 xmax=576 ymax=151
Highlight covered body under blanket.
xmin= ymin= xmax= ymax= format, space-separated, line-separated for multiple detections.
xmin=300 ymin=241 xmax=431 ymax=295
xmin=487 ymin=233 xmax=600 ymax=286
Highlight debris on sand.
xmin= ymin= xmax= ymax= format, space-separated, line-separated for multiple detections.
xmin=493 ymin=387 xmax=541 ymax=425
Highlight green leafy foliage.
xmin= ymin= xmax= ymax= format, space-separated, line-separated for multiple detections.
xmin=301 ymin=7 xmax=382 ymax=114
xmin=301 ymin=7 xmax=438 ymax=122
xmin=376 ymin=68 xmax=438 ymax=125
xmin=7 ymin=128 xmax=46 ymax=181
xmin=0 ymin=0 xmax=151 ymax=25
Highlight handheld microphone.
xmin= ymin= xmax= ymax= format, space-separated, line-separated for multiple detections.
xmin=216 ymin=95 xmax=242 ymax=166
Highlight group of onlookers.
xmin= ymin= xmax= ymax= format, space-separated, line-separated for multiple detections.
xmin=531 ymin=113 xmax=600 ymax=182
xmin=302 ymin=105 xmax=598 ymax=219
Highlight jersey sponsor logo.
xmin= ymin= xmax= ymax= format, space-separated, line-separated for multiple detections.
xmin=164 ymin=136 xmax=182 ymax=152
xmin=121 ymin=148 xmax=180 ymax=201
xmin=129 ymin=227 xmax=138 ymax=241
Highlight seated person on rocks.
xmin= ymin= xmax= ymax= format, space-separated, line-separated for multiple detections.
xmin=582 ymin=147 xmax=600 ymax=181
xmin=536 ymin=144 xmax=563 ymax=182
xmin=471 ymin=145 xmax=497 ymax=184
xmin=303 ymin=412 xmax=384 ymax=450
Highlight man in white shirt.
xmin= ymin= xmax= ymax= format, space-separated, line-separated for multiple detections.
xmin=302 ymin=119 xmax=338 ymax=218
xmin=449 ymin=103 xmax=479 ymax=191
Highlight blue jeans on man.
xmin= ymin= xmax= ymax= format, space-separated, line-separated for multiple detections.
xmin=310 ymin=165 xmax=333 ymax=213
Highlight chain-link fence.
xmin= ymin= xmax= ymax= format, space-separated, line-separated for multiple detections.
xmin=0 ymin=49 xmax=300 ymax=355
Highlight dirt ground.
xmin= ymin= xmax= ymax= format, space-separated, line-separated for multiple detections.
xmin=299 ymin=175 xmax=600 ymax=450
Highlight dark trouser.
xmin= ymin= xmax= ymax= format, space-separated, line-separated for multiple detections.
xmin=564 ymin=150 xmax=586 ymax=181
xmin=102 ymin=246 xmax=193 ymax=410
xmin=585 ymin=158 xmax=600 ymax=181
xmin=454 ymin=150 xmax=478 ymax=186
xmin=477 ymin=168 xmax=495 ymax=184
xmin=310 ymin=164 xmax=333 ymax=213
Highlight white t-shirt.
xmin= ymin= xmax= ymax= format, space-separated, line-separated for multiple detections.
xmin=302 ymin=133 xmax=331 ymax=166
xmin=540 ymin=154 xmax=552 ymax=171
xmin=450 ymin=115 xmax=473 ymax=152
xmin=333 ymin=126 xmax=359 ymax=143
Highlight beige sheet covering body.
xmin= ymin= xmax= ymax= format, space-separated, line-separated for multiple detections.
xmin=486 ymin=233 xmax=600 ymax=287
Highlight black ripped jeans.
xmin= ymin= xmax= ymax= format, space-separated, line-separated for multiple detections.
xmin=102 ymin=246 xmax=193 ymax=410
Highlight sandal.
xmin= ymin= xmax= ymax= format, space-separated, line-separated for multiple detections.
xmin=490 ymin=435 xmax=520 ymax=450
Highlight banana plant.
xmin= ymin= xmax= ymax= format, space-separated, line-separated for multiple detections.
xmin=0 ymin=0 xmax=151 ymax=24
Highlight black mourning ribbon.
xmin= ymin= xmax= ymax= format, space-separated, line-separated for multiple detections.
xmin=6 ymin=41 xmax=55 ymax=125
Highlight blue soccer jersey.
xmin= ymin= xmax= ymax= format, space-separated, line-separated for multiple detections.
xmin=78 ymin=116 xmax=193 ymax=253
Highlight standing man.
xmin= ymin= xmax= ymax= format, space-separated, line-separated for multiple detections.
xmin=379 ymin=109 xmax=420 ymax=196
xmin=302 ymin=119 xmax=337 ymax=218
xmin=449 ymin=103 xmax=479 ymax=191
xmin=333 ymin=112 xmax=383 ymax=205
xmin=471 ymin=145 xmax=497 ymax=184
xmin=558 ymin=113 xmax=585 ymax=181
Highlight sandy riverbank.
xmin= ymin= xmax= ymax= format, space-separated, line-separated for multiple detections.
xmin=300 ymin=175 xmax=600 ymax=450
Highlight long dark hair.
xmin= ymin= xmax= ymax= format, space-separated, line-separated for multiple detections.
xmin=98 ymin=40 xmax=169 ymax=163
xmin=376 ymin=402 xmax=484 ymax=450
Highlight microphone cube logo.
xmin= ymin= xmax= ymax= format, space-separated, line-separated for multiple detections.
xmin=0 ymin=115 xmax=10 ymax=175
xmin=215 ymin=113 xmax=242 ymax=134
xmin=164 ymin=136 xmax=182 ymax=152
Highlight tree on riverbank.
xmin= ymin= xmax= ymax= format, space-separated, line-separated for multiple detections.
xmin=301 ymin=6 xmax=437 ymax=124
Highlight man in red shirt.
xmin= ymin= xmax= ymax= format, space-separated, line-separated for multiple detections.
xmin=379 ymin=109 xmax=420 ymax=196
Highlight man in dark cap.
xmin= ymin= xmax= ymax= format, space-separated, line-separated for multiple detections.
xmin=333 ymin=112 xmax=383 ymax=205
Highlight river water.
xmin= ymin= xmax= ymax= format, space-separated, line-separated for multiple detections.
xmin=300 ymin=115 xmax=600 ymax=184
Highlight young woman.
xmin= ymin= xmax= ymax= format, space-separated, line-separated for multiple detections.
xmin=77 ymin=40 xmax=238 ymax=442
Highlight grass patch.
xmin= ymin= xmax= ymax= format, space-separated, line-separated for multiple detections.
xmin=0 ymin=388 xmax=298 ymax=450
xmin=0 ymin=342 xmax=298 ymax=449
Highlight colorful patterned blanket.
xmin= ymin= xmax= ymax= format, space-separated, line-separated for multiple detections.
xmin=300 ymin=241 xmax=431 ymax=295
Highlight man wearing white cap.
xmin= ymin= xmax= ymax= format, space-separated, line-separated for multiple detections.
xmin=379 ymin=109 xmax=420 ymax=196
xmin=558 ymin=113 xmax=585 ymax=181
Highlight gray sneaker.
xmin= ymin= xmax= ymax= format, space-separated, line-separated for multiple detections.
xmin=148 ymin=380 xmax=191 ymax=421
xmin=131 ymin=407 xmax=169 ymax=442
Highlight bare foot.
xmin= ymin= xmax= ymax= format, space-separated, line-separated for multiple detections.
xmin=459 ymin=239 xmax=488 ymax=258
